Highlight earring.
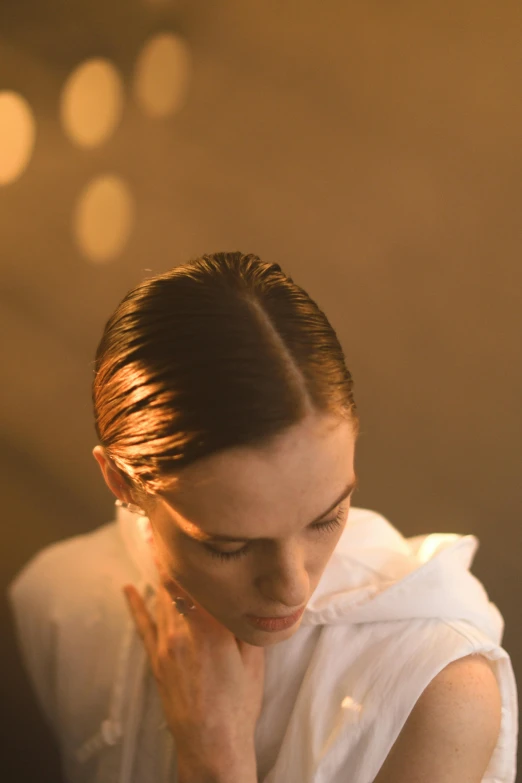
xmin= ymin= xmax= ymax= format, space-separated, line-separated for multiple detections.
xmin=115 ymin=498 xmax=146 ymax=516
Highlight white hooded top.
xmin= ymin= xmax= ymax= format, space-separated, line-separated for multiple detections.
xmin=7 ymin=503 xmax=518 ymax=783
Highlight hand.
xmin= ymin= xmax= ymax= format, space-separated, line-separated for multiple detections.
xmin=122 ymin=554 xmax=265 ymax=775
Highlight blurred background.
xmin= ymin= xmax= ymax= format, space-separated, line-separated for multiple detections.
xmin=1 ymin=0 xmax=521 ymax=779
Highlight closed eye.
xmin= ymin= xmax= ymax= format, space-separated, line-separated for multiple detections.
xmin=204 ymin=502 xmax=349 ymax=562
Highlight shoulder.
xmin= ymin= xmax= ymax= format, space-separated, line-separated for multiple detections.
xmin=7 ymin=521 xmax=134 ymax=682
xmin=6 ymin=522 xmax=130 ymax=736
xmin=410 ymin=654 xmax=502 ymax=747
xmin=7 ymin=521 xmax=122 ymax=615
xmin=373 ymin=654 xmax=502 ymax=783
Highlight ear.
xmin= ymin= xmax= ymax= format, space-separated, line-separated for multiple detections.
xmin=92 ymin=445 xmax=131 ymax=504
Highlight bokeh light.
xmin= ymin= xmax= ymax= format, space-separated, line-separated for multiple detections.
xmin=60 ymin=59 xmax=124 ymax=148
xmin=0 ymin=91 xmax=36 ymax=186
xmin=133 ymin=32 xmax=191 ymax=118
xmin=73 ymin=174 xmax=134 ymax=262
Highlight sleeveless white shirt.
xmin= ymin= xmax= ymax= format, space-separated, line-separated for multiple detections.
xmin=7 ymin=504 xmax=518 ymax=782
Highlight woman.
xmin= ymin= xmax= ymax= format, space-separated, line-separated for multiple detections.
xmin=8 ymin=252 xmax=518 ymax=783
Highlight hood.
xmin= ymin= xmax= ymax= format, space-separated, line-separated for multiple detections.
xmin=75 ymin=502 xmax=506 ymax=777
xmin=86 ymin=501 xmax=505 ymax=781
xmin=117 ymin=502 xmax=504 ymax=644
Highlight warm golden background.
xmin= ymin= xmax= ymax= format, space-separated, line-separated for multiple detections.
xmin=1 ymin=1 xmax=520 ymax=779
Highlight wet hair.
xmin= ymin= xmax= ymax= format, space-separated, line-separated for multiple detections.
xmin=92 ymin=251 xmax=359 ymax=506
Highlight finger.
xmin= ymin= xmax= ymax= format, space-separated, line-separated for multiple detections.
xmin=149 ymin=544 xmax=201 ymax=631
xmin=123 ymin=585 xmax=158 ymax=660
xmin=151 ymin=545 xmax=193 ymax=606
xmin=159 ymin=581 xmax=196 ymax=631
xmin=155 ymin=582 xmax=175 ymax=642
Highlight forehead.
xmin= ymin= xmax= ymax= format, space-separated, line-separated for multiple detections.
xmin=159 ymin=414 xmax=357 ymax=535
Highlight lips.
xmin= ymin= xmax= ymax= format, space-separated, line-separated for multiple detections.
xmin=245 ymin=606 xmax=305 ymax=631
xmin=250 ymin=607 xmax=304 ymax=619
xmin=252 ymin=610 xmax=302 ymax=619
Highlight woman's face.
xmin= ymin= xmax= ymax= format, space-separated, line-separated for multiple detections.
xmin=148 ymin=413 xmax=357 ymax=647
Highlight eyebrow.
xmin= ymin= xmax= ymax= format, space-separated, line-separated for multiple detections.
xmin=189 ymin=473 xmax=359 ymax=543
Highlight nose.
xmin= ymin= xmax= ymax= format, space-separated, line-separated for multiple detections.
xmin=254 ymin=544 xmax=309 ymax=610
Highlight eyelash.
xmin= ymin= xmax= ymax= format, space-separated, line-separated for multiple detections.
xmin=205 ymin=503 xmax=348 ymax=562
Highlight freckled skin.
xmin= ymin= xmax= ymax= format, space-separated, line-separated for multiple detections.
xmin=372 ymin=655 xmax=502 ymax=783
xmin=94 ymin=412 xmax=357 ymax=647
xmin=93 ymin=416 xmax=503 ymax=780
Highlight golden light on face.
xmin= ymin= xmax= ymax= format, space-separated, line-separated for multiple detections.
xmin=151 ymin=494 xmax=353 ymax=647
xmin=148 ymin=415 xmax=357 ymax=646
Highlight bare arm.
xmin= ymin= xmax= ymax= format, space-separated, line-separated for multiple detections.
xmin=373 ymin=654 xmax=502 ymax=783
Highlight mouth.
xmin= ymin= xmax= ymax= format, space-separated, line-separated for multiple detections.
xmin=252 ymin=609 xmax=303 ymax=619
xmin=245 ymin=606 xmax=305 ymax=632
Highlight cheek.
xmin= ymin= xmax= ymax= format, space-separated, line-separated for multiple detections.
xmin=152 ymin=532 xmax=242 ymax=603
xmin=148 ymin=530 xmax=193 ymax=593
